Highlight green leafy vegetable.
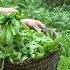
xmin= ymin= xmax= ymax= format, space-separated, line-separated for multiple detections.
xmin=0 ymin=12 xmax=60 ymax=69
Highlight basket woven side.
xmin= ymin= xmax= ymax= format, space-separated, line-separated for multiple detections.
xmin=4 ymin=28 xmax=59 ymax=70
xmin=4 ymin=50 xmax=59 ymax=70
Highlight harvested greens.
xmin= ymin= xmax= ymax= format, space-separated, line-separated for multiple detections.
xmin=0 ymin=12 xmax=60 ymax=69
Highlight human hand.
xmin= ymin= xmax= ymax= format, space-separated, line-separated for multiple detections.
xmin=20 ymin=19 xmax=47 ymax=30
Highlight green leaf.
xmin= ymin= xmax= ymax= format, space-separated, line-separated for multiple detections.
xmin=10 ymin=24 xmax=16 ymax=35
xmin=14 ymin=19 xmax=20 ymax=33
xmin=21 ymin=56 xmax=28 ymax=61
xmin=38 ymin=45 xmax=45 ymax=53
xmin=35 ymin=53 xmax=44 ymax=59
xmin=0 ymin=59 xmax=4 ymax=70
xmin=6 ymin=26 xmax=13 ymax=45
xmin=0 ymin=51 xmax=4 ymax=59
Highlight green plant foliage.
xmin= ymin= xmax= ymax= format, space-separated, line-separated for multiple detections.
xmin=57 ymin=32 xmax=70 ymax=70
xmin=0 ymin=12 xmax=60 ymax=70
xmin=57 ymin=55 xmax=70 ymax=70
xmin=0 ymin=0 xmax=70 ymax=70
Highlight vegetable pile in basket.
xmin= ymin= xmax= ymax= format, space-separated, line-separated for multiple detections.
xmin=0 ymin=12 xmax=60 ymax=65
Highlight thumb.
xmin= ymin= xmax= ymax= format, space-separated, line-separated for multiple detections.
xmin=33 ymin=25 xmax=41 ymax=31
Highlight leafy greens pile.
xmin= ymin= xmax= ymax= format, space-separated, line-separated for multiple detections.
xmin=0 ymin=12 xmax=60 ymax=65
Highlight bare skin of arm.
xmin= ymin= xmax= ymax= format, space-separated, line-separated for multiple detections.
xmin=0 ymin=7 xmax=47 ymax=30
xmin=0 ymin=7 xmax=17 ymax=13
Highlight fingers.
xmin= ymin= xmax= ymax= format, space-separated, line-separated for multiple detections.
xmin=20 ymin=19 xmax=46 ymax=30
xmin=0 ymin=7 xmax=17 ymax=13
xmin=20 ymin=19 xmax=36 ymax=28
xmin=20 ymin=19 xmax=35 ymax=28
xmin=33 ymin=25 xmax=41 ymax=30
xmin=35 ymin=20 xmax=47 ymax=29
xmin=21 ymin=19 xmax=41 ymax=30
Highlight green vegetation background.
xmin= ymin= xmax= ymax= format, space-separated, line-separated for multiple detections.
xmin=0 ymin=0 xmax=70 ymax=70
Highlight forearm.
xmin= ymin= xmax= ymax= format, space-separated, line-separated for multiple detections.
xmin=0 ymin=7 xmax=16 ymax=13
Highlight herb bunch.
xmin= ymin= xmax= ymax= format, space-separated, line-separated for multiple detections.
xmin=0 ymin=13 xmax=60 ymax=64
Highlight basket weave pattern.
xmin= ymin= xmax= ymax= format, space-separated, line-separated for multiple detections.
xmin=4 ymin=50 xmax=59 ymax=70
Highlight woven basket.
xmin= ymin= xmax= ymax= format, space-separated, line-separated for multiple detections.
xmin=4 ymin=28 xmax=59 ymax=70
xmin=4 ymin=49 xmax=59 ymax=70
